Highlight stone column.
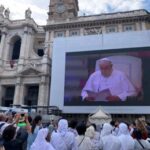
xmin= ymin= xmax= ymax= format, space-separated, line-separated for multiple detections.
xmin=19 ymin=85 xmax=25 ymax=105
xmin=66 ymin=30 xmax=69 ymax=37
xmin=102 ymin=26 xmax=106 ymax=34
xmin=136 ymin=22 xmax=141 ymax=31
xmin=38 ymin=76 xmax=48 ymax=106
xmin=41 ymin=56 xmax=48 ymax=73
xmin=45 ymin=31 xmax=50 ymax=42
xmin=44 ymin=31 xmax=50 ymax=56
xmin=18 ymin=27 xmax=28 ymax=64
xmin=0 ymin=27 xmax=7 ymax=65
xmin=13 ymin=83 xmax=21 ymax=105
xmin=49 ymin=31 xmax=54 ymax=58
xmin=44 ymin=79 xmax=50 ymax=106
xmin=38 ymin=83 xmax=45 ymax=106
xmin=13 ymin=77 xmax=24 ymax=105
xmin=49 ymin=42 xmax=53 ymax=58
xmin=50 ymin=31 xmax=54 ymax=41
xmin=141 ymin=22 xmax=146 ymax=30
xmin=80 ymin=28 xmax=84 ymax=36
xmin=24 ymin=29 xmax=33 ymax=59
xmin=118 ymin=24 xmax=122 ymax=32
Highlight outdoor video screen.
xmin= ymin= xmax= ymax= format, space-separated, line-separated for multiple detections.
xmin=64 ymin=47 xmax=150 ymax=106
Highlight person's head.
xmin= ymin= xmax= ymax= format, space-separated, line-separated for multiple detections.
xmin=33 ymin=115 xmax=42 ymax=125
xmin=69 ymin=120 xmax=78 ymax=129
xmin=101 ymin=123 xmax=113 ymax=137
xmin=85 ymin=126 xmax=95 ymax=138
xmin=31 ymin=128 xmax=50 ymax=149
xmin=114 ymin=120 xmax=120 ymax=127
xmin=135 ymin=118 xmax=147 ymax=134
xmin=2 ymin=125 xmax=16 ymax=141
xmin=28 ymin=116 xmax=33 ymax=124
xmin=31 ymin=115 xmax=42 ymax=133
xmin=118 ymin=122 xmax=130 ymax=136
xmin=139 ymin=116 xmax=147 ymax=126
xmin=76 ymin=123 xmax=86 ymax=136
xmin=110 ymin=120 xmax=115 ymax=127
xmin=58 ymin=119 xmax=68 ymax=136
xmin=99 ymin=58 xmax=113 ymax=77
xmin=129 ymin=121 xmax=136 ymax=129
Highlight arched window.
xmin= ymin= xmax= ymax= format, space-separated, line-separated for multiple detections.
xmin=10 ymin=36 xmax=21 ymax=60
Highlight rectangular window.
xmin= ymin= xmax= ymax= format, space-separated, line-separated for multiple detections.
xmin=2 ymin=86 xmax=15 ymax=107
xmin=69 ymin=30 xmax=80 ymax=36
xmin=106 ymin=26 xmax=117 ymax=33
xmin=55 ymin=31 xmax=65 ymax=37
xmin=24 ymin=85 xmax=39 ymax=106
xmin=123 ymin=24 xmax=135 ymax=32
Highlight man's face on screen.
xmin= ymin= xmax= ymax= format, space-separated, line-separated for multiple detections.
xmin=99 ymin=61 xmax=113 ymax=77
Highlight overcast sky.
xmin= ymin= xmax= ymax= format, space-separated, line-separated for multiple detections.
xmin=0 ymin=0 xmax=150 ymax=25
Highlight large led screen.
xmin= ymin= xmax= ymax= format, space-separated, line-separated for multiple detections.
xmin=64 ymin=48 xmax=150 ymax=106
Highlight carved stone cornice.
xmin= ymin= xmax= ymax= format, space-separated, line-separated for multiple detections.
xmin=45 ymin=10 xmax=150 ymax=31
xmin=1 ymin=19 xmax=40 ymax=33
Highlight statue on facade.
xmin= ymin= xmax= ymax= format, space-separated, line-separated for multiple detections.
xmin=4 ymin=8 xmax=10 ymax=19
xmin=25 ymin=8 xmax=32 ymax=19
xmin=0 ymin=5 xmax=5 ymax=15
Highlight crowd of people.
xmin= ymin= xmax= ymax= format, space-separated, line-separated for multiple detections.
xmin=0 ymin=111 xmax=150 ymax=150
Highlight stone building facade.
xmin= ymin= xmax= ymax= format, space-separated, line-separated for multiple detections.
xmin=0 ymin=6 xmax=50 ymax=107
xmin=0 ymin=0 xmax=150 ymax=108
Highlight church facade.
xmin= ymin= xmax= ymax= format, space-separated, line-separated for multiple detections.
xmin=0 ymin=0 xmax=149 ymax=109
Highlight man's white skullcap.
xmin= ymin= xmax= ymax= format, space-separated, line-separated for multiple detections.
xmin=99 ymin=58 xmax=112 ymax=64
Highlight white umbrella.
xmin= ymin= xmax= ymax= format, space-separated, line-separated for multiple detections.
xmin=88 ymin=107 xmax=112 ymax=125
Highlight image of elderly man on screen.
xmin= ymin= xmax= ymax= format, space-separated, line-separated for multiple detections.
xmin=81 ymin=58 xmax=137 ymax=102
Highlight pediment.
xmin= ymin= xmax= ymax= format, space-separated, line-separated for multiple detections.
xmin=18 ymin=67 xmax=42 ymax=76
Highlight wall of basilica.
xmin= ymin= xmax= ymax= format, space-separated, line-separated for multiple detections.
xmin=0 ymin=6 xmax=50 ymax=107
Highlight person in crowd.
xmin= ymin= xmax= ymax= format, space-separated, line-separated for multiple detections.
xmin=0 ymin=113 xmax=9 ymax=136
xmin=0 ymin=113 xmax=29 ymax=150
xmin=99 ymin=123 xmax=121 ymax=150
xmin=139 ymin=116 xmax=150 ymax=138
xmin=132 ymin=118 xmax=148 ymax=140
xmin=129 ymin=122 xmax=136 ymax=135
xmin=81 ymin=58 xmax=137 ymax=101
xmin=85 ymin=125 xmax=100 ymax=150
xmin=118 ymin=122 xmax=135 ymax=150
xmin=0 ymin=114 xmax=6 ymax=123
xmin=30 ymin=128 xmax=55 ymax=150
xmin=0 ymin=114 xmax=7 ymax=150
xmin=15 ymin=114 xmax=29 ymax=150
xmin=133 ymin=129 xmax=150 ymax=150
xmin=146 ymin=122 xmax=150 ymax=138
xmin=110 ymin=120 xmax=120 ymax=136
xmin=68 ymin=120 xmax=78 ymax=137
xmin=76 ymin=122 xmax=92 ymax=150
xmin=91 ymin=124 xmax=100 ymax=140
xmin=2 ymin=125 xmax=25 ymax=150
xmin=51 ymin=119 xmax=77 ymax=150
xmin=91 ymin=123 xmax=101 ymax=148
xmin=27 ymin=115 xmax=42 ymax=150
